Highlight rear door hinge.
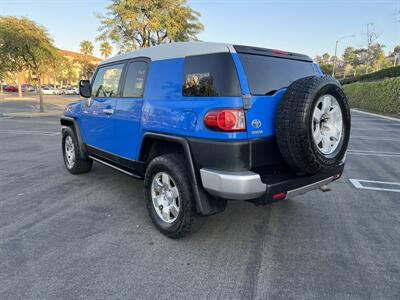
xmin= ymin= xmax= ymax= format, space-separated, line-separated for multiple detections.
xmin=242 ymin=94 xmax=252 ymax=110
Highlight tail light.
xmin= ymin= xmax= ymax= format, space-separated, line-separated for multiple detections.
xmin=272 ymin=49 xmax=289 ymax=55
xmin=204 ymin=109 xmax=246 ymax=131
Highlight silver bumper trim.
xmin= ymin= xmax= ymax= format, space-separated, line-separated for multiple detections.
xmin=286 ymin=176 xmax=334 ymax=199
xmin=200 ymin=168 xmax=266 ymax=200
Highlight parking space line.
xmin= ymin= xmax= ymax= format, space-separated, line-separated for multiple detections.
xmin=347 ymin=150 xmax=400 ymax=158
xmin=0 ymin=129 xmax=60 ymax=136
xmin=349 ymin=178 xmax=400 ymax=193
xmin=351 ymin=109 xmax=400 ymax=123
xmin=351 ymin=127 xmax=400 ymax=131
xmin=351 ymin=136 xmax=400 ymax=142
xmin=349 ymin=150 xmax=400 ymax=154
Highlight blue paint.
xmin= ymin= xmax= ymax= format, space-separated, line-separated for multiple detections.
xmin=64 ymin=49 xmax=311 ymax=161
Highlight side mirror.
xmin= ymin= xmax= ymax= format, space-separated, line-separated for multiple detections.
xmin=79 ymin=80 xmax=91 ymax=98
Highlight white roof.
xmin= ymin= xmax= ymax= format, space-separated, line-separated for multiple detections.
xmin=100 ymin=41 xmax=235 ymax=65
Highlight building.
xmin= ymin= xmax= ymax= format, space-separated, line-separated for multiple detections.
xmin=8 ymin=49 xmax=103 ymax=86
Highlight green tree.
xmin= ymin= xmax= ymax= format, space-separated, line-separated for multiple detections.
xmin=319 ymin=64 xmax=333 ymax=75
xmin=314 ymin=55 xmax=322 ymax=64
xmin=321 ymin=53 xmax=330 ymax=64
xmin=80 ymin=40 xmax=94 ymax=55
xmin=100 ymin=41 xmax=112 ymax=59
xmin=0 ymin=19 xmax=27 ymax=97
xmin=74 ymin=57 xmax=96 ymax=80
xmin=0 ymin=16 xmax=58 ymax=112
xmin=78 ymin=40 xmax=96 ymax=80
xmin=97 ymin=0 xmax=204 ymax=52
xmin=343 ymin=47 xmax=358 ymax=66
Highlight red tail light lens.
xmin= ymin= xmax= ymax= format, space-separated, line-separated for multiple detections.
xmin=204 ymin=109 xmax=246 ymax=131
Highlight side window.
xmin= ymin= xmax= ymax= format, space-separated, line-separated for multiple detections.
xmin=182 ymin=53 xmax=241 ymax=97
xmin=122 ymin=61 xmax=148 ymax=97
xmin=91 ymin=64 xmax=124 ymax=97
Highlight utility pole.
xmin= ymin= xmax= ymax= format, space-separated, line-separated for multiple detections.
xmin=332 ymin=35 xmax=356 ymax=78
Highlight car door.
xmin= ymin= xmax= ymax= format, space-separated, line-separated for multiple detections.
xmin=80 ymin=62 xmax=125 ymax=154
xmin=113 ymin=59 xmax=150 ymax=160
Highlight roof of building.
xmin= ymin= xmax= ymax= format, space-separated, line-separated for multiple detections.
xmin=59 ymin=49 xmax=103 ymax=62
xmin=99 ymin=42 xmax=234 ymax=65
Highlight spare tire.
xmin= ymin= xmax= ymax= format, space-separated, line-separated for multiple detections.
xmin=276 ymin=75 xmax=351 ymax=174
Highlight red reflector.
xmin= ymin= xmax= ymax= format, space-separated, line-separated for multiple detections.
xmin=272 ymin=49 xmax=289 ymax=55
xmin=332 ymin=173 xmax=341 ymax=180
xmin=204 ymin=109 xmax=246 ymax=131
xmin=272 ymin=192 xmax=286 ymax=200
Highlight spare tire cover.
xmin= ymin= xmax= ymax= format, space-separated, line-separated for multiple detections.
xmin=276 ymin=75 xmax=351 ymax=174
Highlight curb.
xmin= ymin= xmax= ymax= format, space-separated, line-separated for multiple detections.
xmin=1 ymin=111 xmax=62 ymax=118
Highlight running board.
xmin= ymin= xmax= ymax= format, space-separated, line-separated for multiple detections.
xmin=88 ymin=155 xmax=143 ymax=179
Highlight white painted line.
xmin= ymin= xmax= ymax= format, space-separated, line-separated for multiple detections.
xmin=351 ymin=109 xmax=400 ymax=123
xmin=349 ymin=178 xmax=400 ymax=193
xmin=348 ymin=152 xmax=400 ymax=158
xmin=351 ymin=122 xmax=400 ymax=126
xmin=347 ymin=149 xmax=400 ymax=155
xmin=0 ymin=129 xmax=60 ymax=136
xmin=348 ymin=149 xmax=400 ymax=157
xmin=351 ymin=136 xmax=400 ymax=142
xmin=351 ymin=127 xmax=400 ymax=131
xmin=348 ymin=150 xmax=400 ymax=155
xmin=0 ymin=118 xmax=58 ymax=125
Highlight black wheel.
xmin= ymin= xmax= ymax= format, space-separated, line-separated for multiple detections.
xmin=144 ymin=154 xmax=203 ymax=238
xmin=276 ymin=75 xmax=351 ymax=174
xmin=62 ymin=126 xmax=92 ymax=174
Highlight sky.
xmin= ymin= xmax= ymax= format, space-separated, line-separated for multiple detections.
xmin=1 ymin=0 xmax=399 ymax=59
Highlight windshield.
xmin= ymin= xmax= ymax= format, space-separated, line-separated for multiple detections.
xmin=238 ymin=53 xmax=319 ymax=95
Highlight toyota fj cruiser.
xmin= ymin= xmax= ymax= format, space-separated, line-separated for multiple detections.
xmin=61 ymin=42 xmax=351 ymax=238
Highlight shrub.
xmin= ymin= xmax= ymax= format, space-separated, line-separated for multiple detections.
xmin=343 ymin=77 xmax=400 ymax=114
xmin=340 ymin=66 xmax=400 ymax=85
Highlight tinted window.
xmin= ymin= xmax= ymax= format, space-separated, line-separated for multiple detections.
xmin=238 ymin=53 xmax=318 ymax=95
xmin=122 ymin=61 xmax=148 ymax=97
xmin=183 ymin=53 xmax=241 ymax=97
xmin=91 ymin=64 xmax=124 ymax=97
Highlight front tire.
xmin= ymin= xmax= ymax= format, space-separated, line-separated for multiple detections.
xmin=62 ymin=127 xmax=92 ymax=174
xmin=144 ymin=154 xmax=202 ymax=238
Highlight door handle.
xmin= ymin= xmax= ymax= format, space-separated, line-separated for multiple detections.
xmin=102 ymin=108 xmax=114 ymax=115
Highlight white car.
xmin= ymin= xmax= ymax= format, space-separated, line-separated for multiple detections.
xmin=41 ymin=86 xmax=58 ymax=95
xmin=61 ymin=86 xmax=79 ymax=95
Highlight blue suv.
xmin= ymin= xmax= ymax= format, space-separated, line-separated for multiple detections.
xmin=61 ymin=42 xmax=351 ymax=238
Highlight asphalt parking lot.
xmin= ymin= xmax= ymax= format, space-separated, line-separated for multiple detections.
xmin=0 ymin=110 xmax=399 ymax=299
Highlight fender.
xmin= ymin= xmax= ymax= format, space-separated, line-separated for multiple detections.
xmin=60 ymin=116 xmax=87 ymax=158
xmin=140 ymin=132 xmax=226 ymax=216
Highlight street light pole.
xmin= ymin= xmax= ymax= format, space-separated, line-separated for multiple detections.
xmin=332 ymin=35 xmax=356 ymax=78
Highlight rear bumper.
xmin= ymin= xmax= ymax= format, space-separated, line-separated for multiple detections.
xmin=200 ymin=164 xmax=344 ymax=201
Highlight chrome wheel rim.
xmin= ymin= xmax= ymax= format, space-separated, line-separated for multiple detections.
xmin=151 ymin=172 xmax=180 ymax=223
xmin=65 ymin=135 xmax=75 ymax=169
xmin=312 ymin=95 xmax=343 ymax=155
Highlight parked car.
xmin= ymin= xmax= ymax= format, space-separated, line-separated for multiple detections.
xmin=60 ymin=42 xmax=351 ymax=238
xmin=4 ymin=85 xmax=18 ymax=92
xmin=61 ymin=86 xmax=79 ymax=95
xmin=41 ymin=86 xmax=58 ymax=95
xmin=22 ymin=84 xmax=36 ymax=92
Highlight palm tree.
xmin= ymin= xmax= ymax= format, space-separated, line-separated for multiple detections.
xmin=100 ymin=42 xmax=112 ymax=59
xmin=79 ymin=40 xmax=94 ymax=55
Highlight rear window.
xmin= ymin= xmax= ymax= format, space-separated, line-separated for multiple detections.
xmin=237 ymin=53 xmax=318 ymax=95
xmin=182 ymin=53 xmax=241 ymax=97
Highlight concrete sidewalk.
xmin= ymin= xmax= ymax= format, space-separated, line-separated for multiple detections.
xmin=0 ymin=92 xmax=79 ymax=118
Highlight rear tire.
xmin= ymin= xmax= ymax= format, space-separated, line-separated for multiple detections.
xmin=144 ymin=154 xmax=203 ymax=238
xmin=62 ymin=127 xmax=92 ymax=174
xmin=276 ymin=76 xmax=351 ymax=174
